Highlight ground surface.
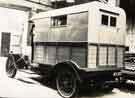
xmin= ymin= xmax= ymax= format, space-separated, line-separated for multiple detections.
xmin=0 ymin=57 xmax=135 ymax=98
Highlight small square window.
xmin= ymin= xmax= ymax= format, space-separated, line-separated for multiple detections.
xmin=51 ymin=15 xmax=67 ymax=26
xmin=101 ymin=15 xmax=108 ymax=25
xmin=51 ymin=17 xmax=58 ymax=26
xmin=59 ymin=15 xmax=67 ymax=25
xmin=110 ymin=17 xmax=117 ymax=27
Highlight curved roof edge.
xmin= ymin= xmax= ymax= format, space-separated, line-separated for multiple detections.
xmin=31 ymin=1 xmax=125 ymax=20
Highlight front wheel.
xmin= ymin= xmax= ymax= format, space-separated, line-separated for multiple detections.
xmin=56 ymin=68 xmax=78 ymax=98
xmin=6 ymin=55 xmax=17 ymax=78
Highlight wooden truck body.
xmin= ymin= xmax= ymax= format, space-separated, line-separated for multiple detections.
xmin=32 ymin=1 xmax=126 ymax=72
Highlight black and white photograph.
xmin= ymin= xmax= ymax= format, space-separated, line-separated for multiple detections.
xmin=0 ymin=0 xmax=135 ymax=98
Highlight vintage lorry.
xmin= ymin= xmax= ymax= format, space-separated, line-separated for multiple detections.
xmin=5 ymin=1 xmax=126 ymax=98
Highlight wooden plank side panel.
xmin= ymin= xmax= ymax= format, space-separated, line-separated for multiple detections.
xmin=33 ymin=44 xmax=87 ymax=67
xmin=33 ymin=12 xmax=88 ymax=42
xmin=88 ymin=45 xmax=97 ymax=68
xmin=45 ymin=46 xmax=56 ymax=64
xmin=57 ymin=47 xmax=70 ymax=63
xmin=108 ymin=47 xmax=115 ymax=66
xmin=34 ymin=18 xmax=50 ymax=42
xmin=117 ymin=47 xmax=124 ymax=67
xmin=71 ymin=47 xmax=87 ymax=67
xmin=67 ymin=12 xmax=88 ymax=41
xmin=99 ymin=46 xmax=107 ymax=66
xmin=33 ymin=45 xmax=45 ymax=64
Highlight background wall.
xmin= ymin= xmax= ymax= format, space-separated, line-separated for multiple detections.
xmin=0 ymin=7 xmax=28 ymax=56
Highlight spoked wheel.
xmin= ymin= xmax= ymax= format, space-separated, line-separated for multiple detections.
xmin=6 ymin=55 xmax=17 ymax=78
xmin=56 ymin=68 xmax=78 ymax=98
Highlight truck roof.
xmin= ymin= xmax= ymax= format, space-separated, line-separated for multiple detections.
xmin=31 ymin=1 xmax=125 ymax=20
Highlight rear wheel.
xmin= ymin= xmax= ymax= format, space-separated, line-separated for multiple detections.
xmin=6 ymin=55 xmax=17 ymax=78
xmin=56 ymin=68 xmax=78 ymax=98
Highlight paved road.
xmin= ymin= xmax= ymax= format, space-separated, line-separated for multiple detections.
xmin=0 ymin=57 xmax=61 ymax=98
xmin=0 ymin=57 xmax=135 ymax=98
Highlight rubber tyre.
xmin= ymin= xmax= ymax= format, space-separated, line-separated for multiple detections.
xmin=6 ymin=55 xmax=17 ymax=78
xmin=56 ymin=68 xmax=78 ymax=98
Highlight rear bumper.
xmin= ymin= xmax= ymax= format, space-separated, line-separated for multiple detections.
xmin=79 ymin=68 xmax=122 ymax=82
xmin=79 ymin=69 xmax=122 ymax=88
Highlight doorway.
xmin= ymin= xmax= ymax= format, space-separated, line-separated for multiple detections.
xmin=1 ymin=32 xmax=11 ymax=57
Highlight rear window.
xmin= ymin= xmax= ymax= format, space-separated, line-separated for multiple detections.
xmin=101 ymin=15 xmax=109 ymax=25
xmin=101 ymin=14 xmax=117 ymax=27
xmin=110 ymin=16 xmax=117 ymax=27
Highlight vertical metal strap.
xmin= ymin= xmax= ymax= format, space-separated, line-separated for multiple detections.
xmin=123 ymin=47 xmax=125 ymax=68
xmin=106 ymin=46 xmax=109 ymax=65
xmin=85 ymin=43 xmax=88 ymax=68
xmin=115 ymin=46 xmax=117 ymax=66
xmin=96 ymin=44 xmax=99 ymax=66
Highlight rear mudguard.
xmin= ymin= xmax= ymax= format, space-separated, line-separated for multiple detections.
xmin=54 ymin=61 xmax=82 ymax=83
